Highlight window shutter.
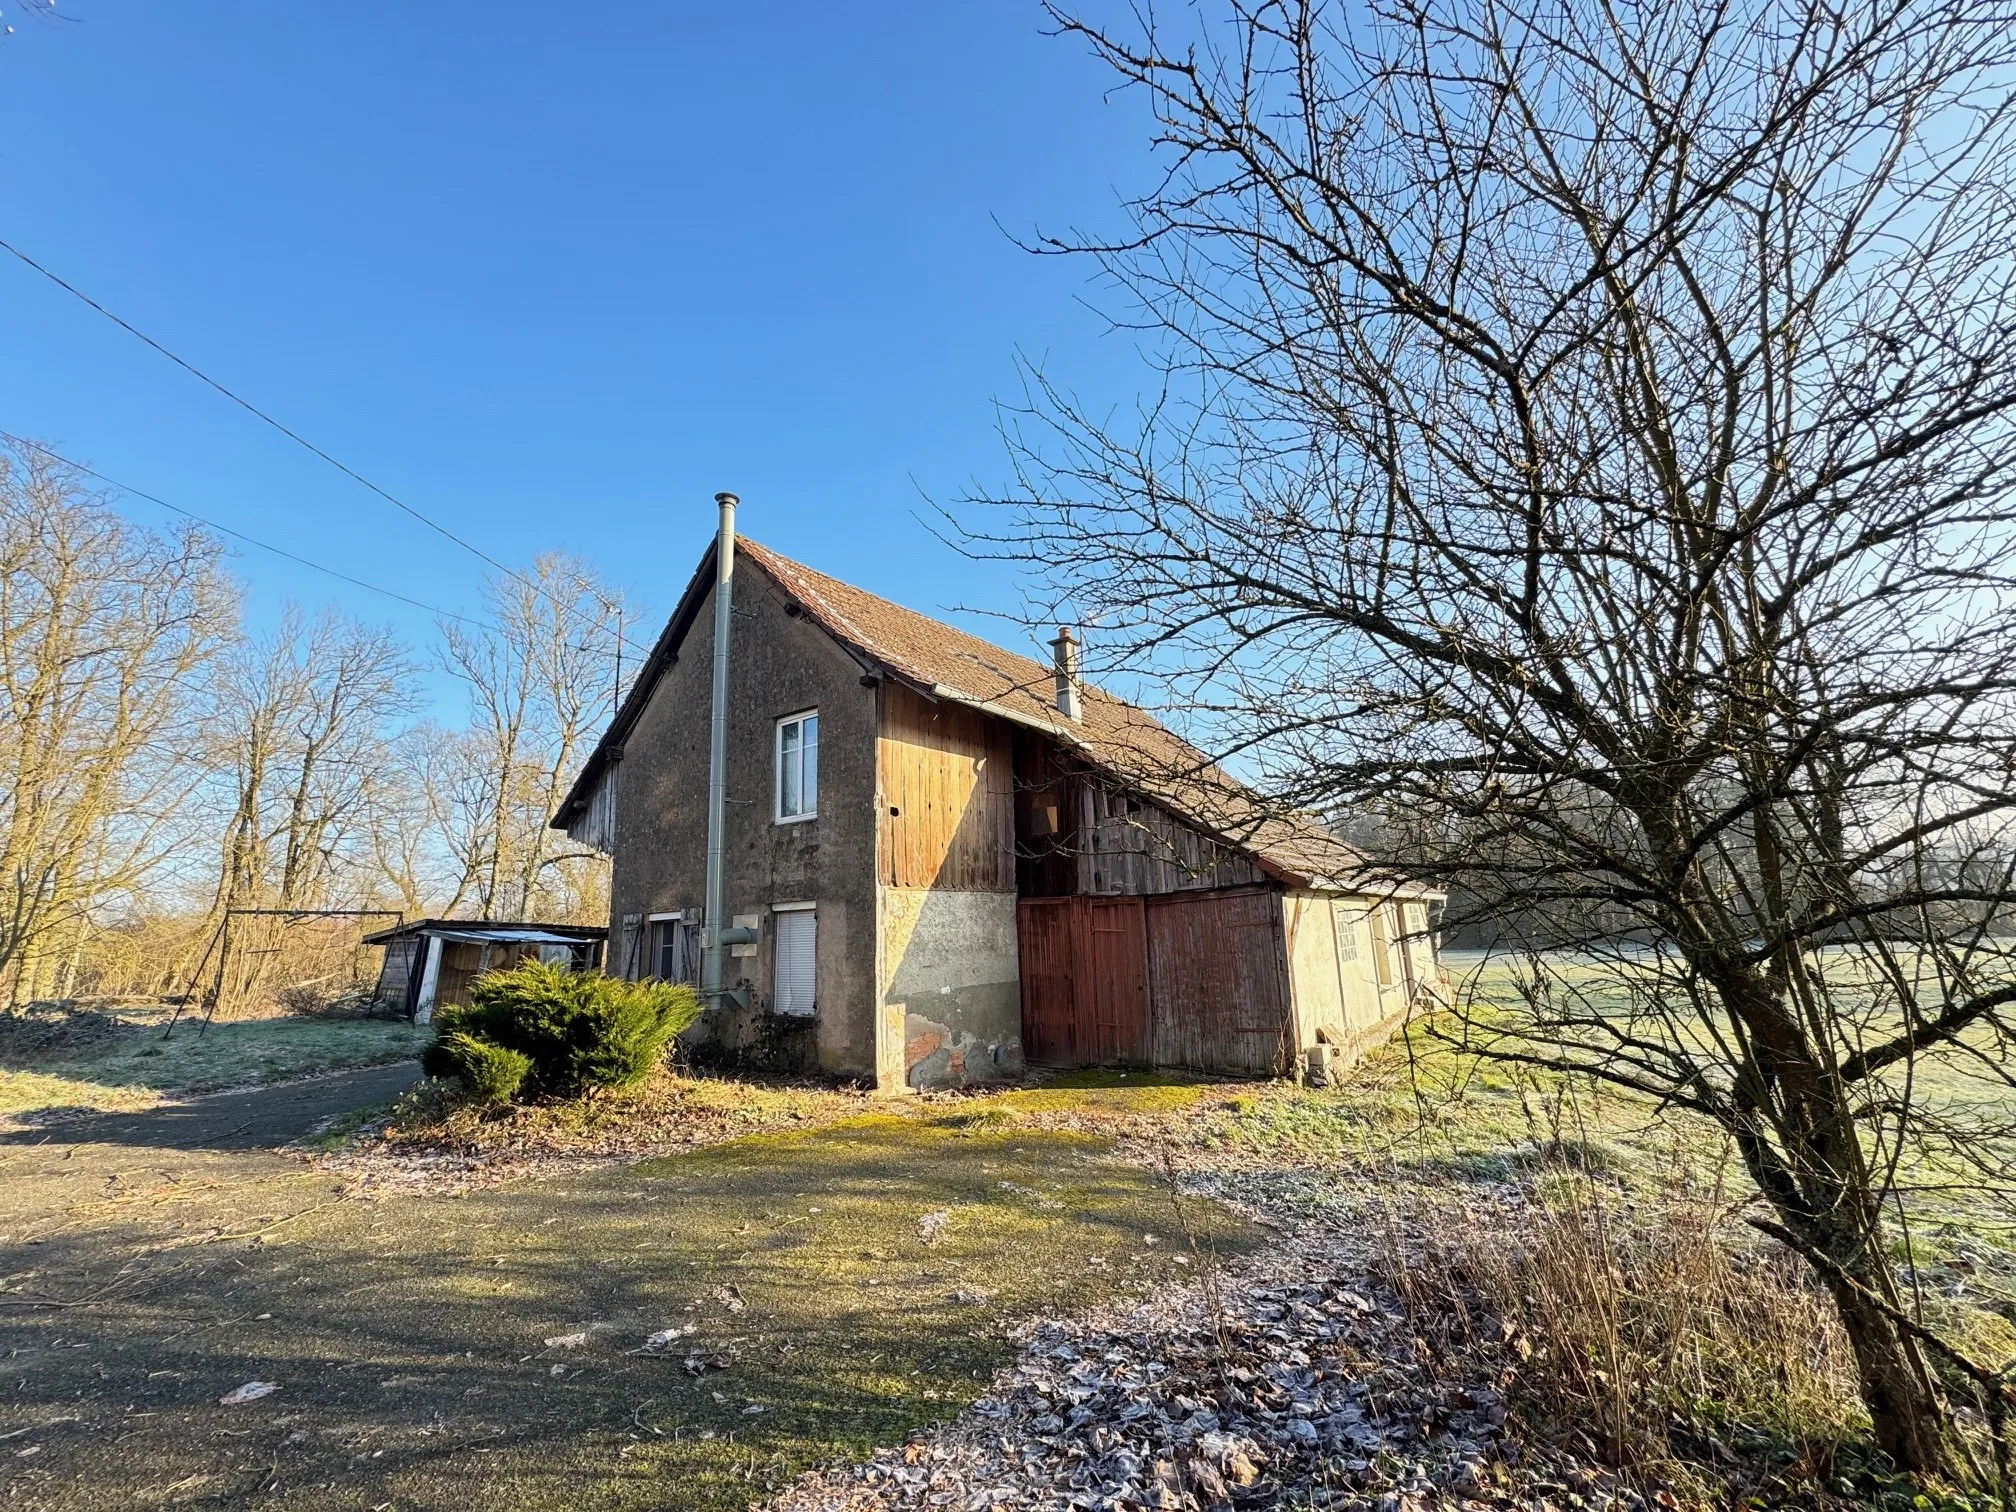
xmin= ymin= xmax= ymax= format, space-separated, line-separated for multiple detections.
xmin=774 ymin=909 xmax=817 ymax=1016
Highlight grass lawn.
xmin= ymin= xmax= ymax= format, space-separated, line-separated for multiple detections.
xmin=0 ymin=1095 xmax=1250 ymax=1510
xmin=0 ymin=1012 xmax=433 ymax=1119
xmin=2 ymin=945 xmax=2007 ymax=1509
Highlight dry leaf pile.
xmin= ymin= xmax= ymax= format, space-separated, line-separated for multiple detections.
xmin=774 ymin=1195 xmax=1647 ymax=1512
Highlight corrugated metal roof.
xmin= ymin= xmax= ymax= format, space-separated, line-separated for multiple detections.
xmin=553 ymin=538 xmax=1401 ymax=893
xmin=361 ymin=919 xmax=608 ymax=946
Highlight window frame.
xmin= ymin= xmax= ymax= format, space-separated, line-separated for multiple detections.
xmin=774 ymin=709 xmax=820 ymax=824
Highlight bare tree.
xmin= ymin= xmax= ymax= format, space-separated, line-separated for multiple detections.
xmin=440 ymin=555 xmax=625 ymax=922
xmin=0 ymin=442 xmax=231 ymax=1004
xmin=362 ymin=725 xmax=458 ymax=920
xmin=211 ymin=607 xmax=417 ymax=912
xmin=982 ymin=0 xmax=2016 ymax=1478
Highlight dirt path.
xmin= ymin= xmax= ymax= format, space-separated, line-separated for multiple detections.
xmin=0 ymin=1091 xmax=1247 ymax=1511
xmin=0 ymin=1062 xmax=424 ymax=1153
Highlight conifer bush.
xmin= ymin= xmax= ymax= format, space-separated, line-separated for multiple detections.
xmin=430 ymin=1029 xmax=532 ymax=1106
xmin=422 ymin=961 xmax=701 ymax=1104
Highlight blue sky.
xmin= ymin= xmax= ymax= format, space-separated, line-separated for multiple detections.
xmin=0 ymin=2 xmax=1157 ymax=701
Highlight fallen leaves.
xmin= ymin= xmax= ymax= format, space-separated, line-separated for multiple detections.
xmin=771 ymin=1176 xmax=1652 ymax=1512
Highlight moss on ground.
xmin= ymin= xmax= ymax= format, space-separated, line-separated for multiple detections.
xmin=995 ymin=1068 xmax=1210 ymax=1117
xmin=0 ymin=1098 xmax=1251 ymax=1510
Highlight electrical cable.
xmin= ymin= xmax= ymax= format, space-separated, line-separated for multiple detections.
xmin=2 ymin=432 xmax=504 ymax=633
xmin=0 ymin=234 xmax=653 ymax=656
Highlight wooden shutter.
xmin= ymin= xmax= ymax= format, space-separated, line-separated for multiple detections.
xmin=774 ymin=909 xmax=817 ymax=1016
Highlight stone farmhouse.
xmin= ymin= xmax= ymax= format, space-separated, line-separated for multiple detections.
xmin=551 ymin=535 xmax=1441 ymax=1091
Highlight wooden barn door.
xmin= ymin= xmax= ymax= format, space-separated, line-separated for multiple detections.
xmin=1083 ymin=897 xmax=1151 ymax=1064
xmin=1017 ymin=896 xmax=1151 ymax=1066
xmin=1017 ymin=897 xmax=1081 ymax=1066
xmin=1145 ymin=887 xmax=1292 ymax=1076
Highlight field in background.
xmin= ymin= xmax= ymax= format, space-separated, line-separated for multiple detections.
xmin=1432 ymin=948 xmax=2016 ymax=1232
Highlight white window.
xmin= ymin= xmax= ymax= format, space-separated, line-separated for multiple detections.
xmin=775 ymin=710 xmax=819 ymax=822
xmin=773 ymin=905 xmax=817 ymax=1016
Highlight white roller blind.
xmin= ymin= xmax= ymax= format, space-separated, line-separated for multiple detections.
xmin=774 ymin=909 xmax=817 ymax=1016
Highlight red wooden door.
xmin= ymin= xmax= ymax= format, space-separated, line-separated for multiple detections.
xmin=1017 ymin=895 xmax=1152 ymax=1067
xmin=1019 ymin=887 xmax=1285 ymax=1074
xmin=1017 ymin=896 xmax=1081 ymax=1066
xmin=1145 ymin=887 xmax=1291 ymax=1076
xmin=1083 ymin=896 xmax=1151 ymax=1064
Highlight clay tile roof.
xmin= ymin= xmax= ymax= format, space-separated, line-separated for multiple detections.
xmin=551 ymin=536 xmax=1387 ymax=891
xmin=736 ymin=542 xmax=1367 ymax=890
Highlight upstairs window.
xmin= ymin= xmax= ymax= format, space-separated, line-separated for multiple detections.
xmin=776 ymin=710 xmax=819 ymax=822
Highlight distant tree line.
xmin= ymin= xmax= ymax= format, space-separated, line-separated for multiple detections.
xmin=0 ymin=439 xmax=633 ymax=1008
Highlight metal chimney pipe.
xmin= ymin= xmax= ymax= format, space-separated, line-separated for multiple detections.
xmin=701 ymin=492 xmax=739 ymax=1004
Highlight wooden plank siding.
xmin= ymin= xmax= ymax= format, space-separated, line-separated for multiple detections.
xmin=1076 ymin=783 xmax=1267 ymax=896
xmin=1085 ymin=896 xmax=1152 ymax=1062
xmin=1015 ymin=896 xmax=1152 ymax=1066
xmin=1018 ymin=885 xmax=1291 ymax=1077
xmin=878 ymin=683 xmax=1015 ymax=891
xmin=1145 ymin=886 xmax=1293 ymax=1076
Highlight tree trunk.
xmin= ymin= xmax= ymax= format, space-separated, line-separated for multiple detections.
xmin=1824 ymin=1260 xmax=1953 ymax=1474
xmin=1760 ymin=1092 xmax=1958 ymax=1478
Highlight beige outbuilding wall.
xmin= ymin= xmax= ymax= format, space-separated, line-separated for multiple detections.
xmin=1282 ymin=891 xmax=1441 ymax=1084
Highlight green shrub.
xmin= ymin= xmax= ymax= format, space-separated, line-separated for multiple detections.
xmin=419 ymin=1016 xmax=474 ymax=1080
xmin=423 ymin=962 xmax=702 ymax=1103
xmin=433 ymin=1030 xmax=532 ymax=1106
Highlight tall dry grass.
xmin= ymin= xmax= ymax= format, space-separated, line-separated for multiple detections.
xmin=1381 ymin=1159 xmax=1866 ymax=1502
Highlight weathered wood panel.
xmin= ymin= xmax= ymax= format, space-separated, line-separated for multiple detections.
xmin=563 ymin=762 xmax=619 ymax=853
xmin=1083 ymin=896 xmax=1152 ymax=1064
xmin=1145 ymin=886 xmax=1292 ymax=1076
xmin=1016 ymin=896 xmax=1080 ymax=1066
xmin=1016 ymin=895 xmax=1152 ymax=1066
xmin=369 ymin=935 xmax=421 ymax=1017
xmin=879 ymin=684 xmax=1015 ymax=891
xmin=434 ymin=941 xmax=503 ymax=1011
xmin=1020 ymin=885 xmax=1287 ymax=1075
xmin=1076 ymin=782 xmax=1265 ymax=897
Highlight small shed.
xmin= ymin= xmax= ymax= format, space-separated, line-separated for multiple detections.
xmin=363 ymin=919 xmax=607 ymax=1023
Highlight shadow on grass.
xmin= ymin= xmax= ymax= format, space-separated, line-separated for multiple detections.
xmin=0 ymin=1112 xmax=1254 ymax=1511
xmin=0 ymin=1062 xmax=425 ymax=1151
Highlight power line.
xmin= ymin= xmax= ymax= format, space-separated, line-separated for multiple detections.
xmin=3 ymin=433 xmax=501 ymax=634
xmin=8 ymin=436 xmax=640 ymax=678
xmin=0 ymin=234 xmax=653 ymax=657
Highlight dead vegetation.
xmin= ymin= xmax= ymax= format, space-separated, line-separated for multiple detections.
xmin=1381 ymin=1166 xmax=1874 ymax=1507
xmin=311 ymin=1065 xmax=878 ymax=1193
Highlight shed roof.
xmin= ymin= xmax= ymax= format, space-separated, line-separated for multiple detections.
xmin=552 ymin=538 xmax=1400 ymax=894
xmin=361 ymin=919 xmax=608 ymax=947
